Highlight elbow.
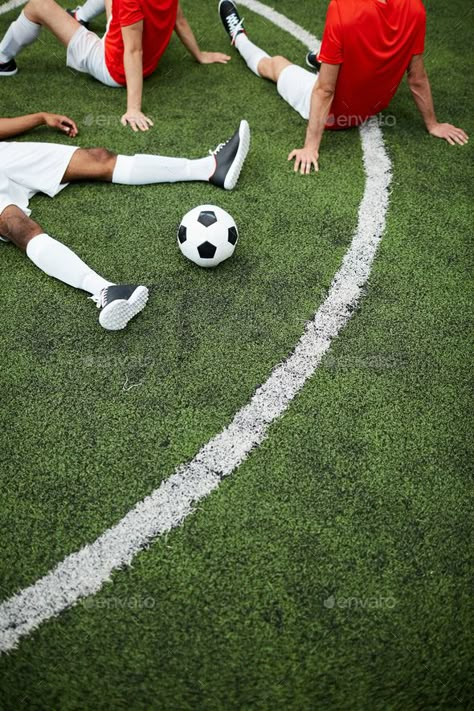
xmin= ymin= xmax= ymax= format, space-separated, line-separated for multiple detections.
xmin=125 ymin=47 xmax=143 ymax=59
xmin=407 ymin=71 xmax=427 ymax=91
xmin=315 ymin=84 xmax=336 ymax=101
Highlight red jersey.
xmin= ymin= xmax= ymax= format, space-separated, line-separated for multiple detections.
xmin=318 ymin=0 xmax=426 ymax=129
xmin=105 ymin=0 xmax=179 ymax=86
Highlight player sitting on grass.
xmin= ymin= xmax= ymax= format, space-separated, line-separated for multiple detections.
xmin=0 ymin=0 xmax=230 ymax=132
xmin=0 ymin=113 xmax=250 ymax=330
xmin=218 ymin=0 xmax=469 ymax=173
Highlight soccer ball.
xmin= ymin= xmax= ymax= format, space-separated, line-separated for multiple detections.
xmin=177 ymin=204 xmax=239 ymax=268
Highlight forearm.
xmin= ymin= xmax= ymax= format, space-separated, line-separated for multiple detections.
xmin=408 ymin=72 xmax=437 ymax=130
xmin=174 ymin=16 xmax=202 ymax=62
xmin=304 ymin=84 xmax=335 ymax=152
xmin=123 ymin=50 xmax=144 ymax=111
xmin=0 ymin=113 xmax=46 ymax=140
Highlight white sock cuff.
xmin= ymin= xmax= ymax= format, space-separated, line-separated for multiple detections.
xmin=19 ymin=9 xmax=41 ymax=33
xmin=234 ymin=34 xmax=269 ymax=76
xmin=26 ymin=233 xmax=51 ymax=259
xmin=112 ymin=155 xmax=133 ymax=184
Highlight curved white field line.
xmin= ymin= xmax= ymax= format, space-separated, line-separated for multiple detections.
xmin=0 ymin=0 xmax=25 ymax=14
xmin=0 ymin=1 xmax=392 ymax=654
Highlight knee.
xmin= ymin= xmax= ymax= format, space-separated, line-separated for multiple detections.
xmin=86 ymin=147 xmax=116 ymax=165
xmin=0 ymin=205 xmax=42 ymax=251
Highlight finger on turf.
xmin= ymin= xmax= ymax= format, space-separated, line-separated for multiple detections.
xmin=313 ymin=158 xmax=319 ymax=172
xmin=446 ymin=135 xmax=455 ymax=145
xmin=305 ymin=162 xmax=311 ymax=175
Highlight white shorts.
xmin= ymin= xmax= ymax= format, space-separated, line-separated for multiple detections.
xmin=66 ymin=26 xmax=121 ymax=87
xmin=0 ymin=142 xmax=78 ymax=227
xmin=277 ymin=65 xmax=318 ymax=120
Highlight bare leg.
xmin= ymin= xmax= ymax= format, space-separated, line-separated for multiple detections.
xmin=24 ymin=0 xmax=81 ymax=47
xmin=0 ymin=205 xmax=112 ymax=295
xmin=62 ymin=148 xmax=117 ymax=183
xmin=0 ymin=205 xmax=42 ymax=251
xmin=257 ymin=55 xmax=292 ymax=83
xmin=61 ymin=145 xmax=216 ymax=186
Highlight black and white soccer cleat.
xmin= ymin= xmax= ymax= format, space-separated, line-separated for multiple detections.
xmin=93 ymin=284 xmax=149 ymax=331
xmin=66 ymin=8 xmax=89 ymax=28
xmin=209 ymin=119 xmax=250 ymax=191
xmin=0 ymin=59 xmax=18 ymax=77
xmin=305 ymin=50 xmax=321 ymax=72
xmin=219 ymin=0 xmax=246 ymax=45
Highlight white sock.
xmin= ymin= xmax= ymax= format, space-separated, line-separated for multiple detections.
xmin=0 ymin=10 xmax=41 ymax=63
xmin=234 ymin=33 xmax=269 ymax=77
xmin=112 ymin=154 xmax=215 ymax=185
xmin=76 ymin=0 xmax=105 ymax=23
xmin=26 ymin=234 xmax=112 ymax=296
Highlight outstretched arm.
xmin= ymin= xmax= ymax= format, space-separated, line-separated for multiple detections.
xmin=407 ymin=54 xmax=468 ymax=145
xmin=121 ymin=21 xmax=154 ymax=132
xmin=288 ymin=62 xmax=340 ymax=174
xmin=0 ymin=113 xmax=78 ymax=140
xmin=174 ymin=2 xmax=230 ymax=65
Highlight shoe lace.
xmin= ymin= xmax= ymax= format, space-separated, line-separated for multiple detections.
xmin=91 ymin=288 xmax=106 ymax=309
xmin=209 ymin=138 xmax=229 ymax=156
xmin=227 ymin=14 xmax=245 ymax=43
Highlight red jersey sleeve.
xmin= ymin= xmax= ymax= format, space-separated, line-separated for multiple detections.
xmin=117 ymin=0 xmax=144 ymax=27
xmin=412 ymin=4 xmax=427 ymax=55
xmin=318 ymin=0 xmax=344 ymax=65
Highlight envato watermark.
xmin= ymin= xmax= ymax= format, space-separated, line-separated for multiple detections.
xmin=326 ymin=113 xmax=397 ymax=129
xmin=82 ymin=113 xmax=155 ymax=128
xmin=83 ymin=114 xmax=121 ymax=128
xmin=324 ymin=594 xmax=397 ymax=610
xmin=80 ymin=595 xmax=156 ymax=611
xmin=81 ymin=354 xmax=156 ymax=369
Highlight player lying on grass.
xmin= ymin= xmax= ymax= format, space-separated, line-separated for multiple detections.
xmin=0 ymin=113 xmax=250 ymax=330
xmin=0 ymin=0 xmax=230 ymax=132
xmin=219 ymin=0 xmax=469 ymax=173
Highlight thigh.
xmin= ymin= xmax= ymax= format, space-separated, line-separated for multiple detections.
xmin=25 ymin=0 xmax=80 ymax=47
xmin=66 ymin=26 xmax=122 ymax=86
xmin=2 ymin=142 xmax=78 ymax=197
xmin=276 ymin=65 xmax=318 ymax=120
xmin=62 ymin=148 xmax=117 ymax=182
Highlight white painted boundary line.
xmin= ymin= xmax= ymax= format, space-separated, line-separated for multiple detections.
xmin=0 ymin=3 xmax=392 ymax=654
xmin=0 ymin=0 xmax=26 ymax=15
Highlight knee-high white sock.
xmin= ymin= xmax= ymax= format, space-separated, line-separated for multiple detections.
xmin=234 ymin=34 xmax=269 ymax=77
xmin=0 ymin=11 xmax=41 ymax=63
xmin=112 ymin=154 xmax=215 ymax=185
xmin=26 ymin=234 xmax=113 ymax=296
xmin=76 ymin=0 xmax=105 ymax=23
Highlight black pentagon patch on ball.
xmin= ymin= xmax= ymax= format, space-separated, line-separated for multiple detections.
xmin=178 ymin=225 xmax=187 ymax=243
xmin=198 ymin=241 xmax=217 ymax=259
xmin=228 ymin=226 xmax=238 ymax=245
xmin=198 ymin=210 xmax=217 ymax=227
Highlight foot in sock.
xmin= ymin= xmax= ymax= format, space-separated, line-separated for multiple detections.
xmin=66 ymin=8 xmax=89 ymax=28
xmin=92 ymin=284 xmax=149 ymax=331
xmin=209 ymin=119 xmax=251 ymax=190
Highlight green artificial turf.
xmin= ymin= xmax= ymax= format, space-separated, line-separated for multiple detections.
xmin=0 ymin=0 xmax=472 ymax=708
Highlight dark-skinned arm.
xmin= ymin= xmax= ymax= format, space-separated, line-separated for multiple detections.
xmin=0 ymin=113 xmax=78 ymax=140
